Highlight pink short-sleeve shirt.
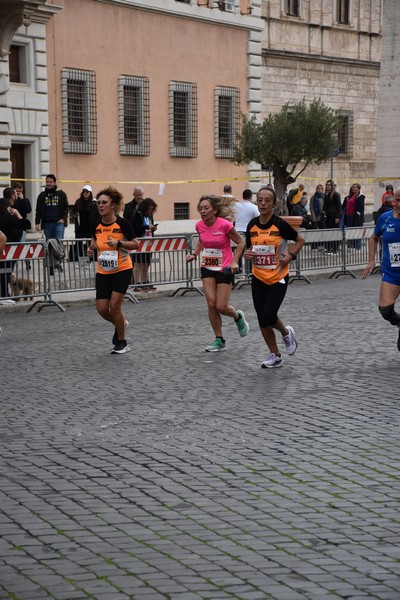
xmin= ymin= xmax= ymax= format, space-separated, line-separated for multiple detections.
xmin=196 ymin=216 xmax=234 ymax=270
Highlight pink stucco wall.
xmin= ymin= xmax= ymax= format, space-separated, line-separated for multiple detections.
xmin=46 ymin=0 xmax=249 ymax=218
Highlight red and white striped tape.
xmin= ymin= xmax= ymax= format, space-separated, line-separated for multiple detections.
xmin=134 ymin=237 xmax=187 ymax=253
xmin=0 ymin=243 xmax=45 ymax=260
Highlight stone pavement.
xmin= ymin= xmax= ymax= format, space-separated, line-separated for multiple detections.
xmin=1 ymin=275 xmax=400 ymax=600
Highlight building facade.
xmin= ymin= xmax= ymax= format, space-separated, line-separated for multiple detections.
xmin=1 ymin=0 xmax=385 ymax=226
xmin=260 ymin=0 xmax=382 ymax=207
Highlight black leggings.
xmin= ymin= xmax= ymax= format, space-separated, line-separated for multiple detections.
xmin=252 ymin=275 xmax=288 ymax=328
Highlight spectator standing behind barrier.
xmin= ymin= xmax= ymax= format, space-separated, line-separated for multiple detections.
xmin=362 ymin=188 xmax=400 ymax=352
xmin=132 ymin=198 xmax=158 ymax=291
xmin=374 ymin=195 xmax=394 ymax=224
xmin=310 ymin=184 xmax=325 ymax=229
xmin=12 ymin=182 xmax=31 ymax=225
xmin=123 ymin=186 xmax=144 ymax=227
xmin=381 ymin=185 xmax=394 ymax=206
xmin=186 ymin=195 xmax=249 ymax=353
xmin=72 ymin=185 xmax=100 ymax=257
xmin=323 ymin=179 xmax=341 ymax=255
xmin=0 ymin=192 xmax=30 ymax=304
xmin=342 ymin=183 xmax=365 ymax=250
xmin=88 ymin=187 xmax=138 ymax=355
xmin=244 ymin=187 xmax=304 ymax=368
xmin=233 ymin=189 xmax=259 ymax=274
xmin=35 ymin=174 xmax=69 ymax=240
xmin=291 ymin=193 xmax=311 ymax=229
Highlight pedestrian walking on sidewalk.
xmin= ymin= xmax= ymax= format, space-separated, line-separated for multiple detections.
xmin=362 ymin=187 xmax=400 ymax=352
xmin=186 ymin=195 xmax=249 ymax=352
xmin=88 ymin=187 xmax=138 ymax=354
xmin=244 ymin=187 xmax=304 ymax=368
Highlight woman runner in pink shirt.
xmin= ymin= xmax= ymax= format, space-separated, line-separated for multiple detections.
xmin=187 ymin=195 xmax=249 ymax=352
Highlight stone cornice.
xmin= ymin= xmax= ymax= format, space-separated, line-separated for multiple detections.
xmin=262 ymin=48 xmax=380 ymax=70
xmin=95 ymin=0 xmax=264 ymax=32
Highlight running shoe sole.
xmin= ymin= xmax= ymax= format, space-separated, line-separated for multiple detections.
xmin=261 ymin=360 xmax=283 ymax=368
xmin=111 ymin=345 xmax=131 ymax=354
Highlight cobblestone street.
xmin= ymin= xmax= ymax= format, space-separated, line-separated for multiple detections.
xmin=1 ymin=275 xmax=400 ymax=600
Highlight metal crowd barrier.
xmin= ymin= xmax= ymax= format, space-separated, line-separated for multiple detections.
xmin=0 ymin=240 xmax=64 ymax=312
xmin=0 ymin=227 xmax=376 ymax=312
xmin=0 ymin=236 xmax=197 ymax=311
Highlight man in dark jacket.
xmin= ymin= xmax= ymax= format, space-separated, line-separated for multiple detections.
xmin=123 ymin=186 xmax=144 ymax=229
xmin=35 ymin=174 xmax=69 ymax=240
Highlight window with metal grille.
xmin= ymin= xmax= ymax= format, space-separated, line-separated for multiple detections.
xmin=61 ymin=68 xmax=97 ymax=154
xmin=337 ymin=0 xmax=350 ymax=24
xmin=118 ymin=75 xmax=150 ymax=156
xmin=176 ymin=0 xmax=191 ymax=3
xmin=174 ymin=202 xmax=190 ymax=220
xmin=285 ymin=0 xmax=300 ymax=17
xmin=214 ymin=86 xmax=240 ymax=159
xmin=169 ymin=81 xmax=198 ymax=158
xmin=337 ymin=112 xmax=352 ymax=155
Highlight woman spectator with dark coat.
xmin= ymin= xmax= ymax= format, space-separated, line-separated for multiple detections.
xmin=342 ymin=183 xmax=365 ymax=228
xmin=323 ymin=179 xmax=341 ymax=254
xmin=72 ymin=185 xmax=99 ymax=256
xmin=342 ymin=183 xmax=365 ymax=249
xmin=132 ymin=198 xmax=158 ymax=291
xmin=0 ymin=192 xmax=30 ymax=302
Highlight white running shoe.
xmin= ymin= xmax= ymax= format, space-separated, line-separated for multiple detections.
xmin=261 ymin=353 xmax=283 ymax=368
xmin=282 ymin=325 xmax=297 ymax=356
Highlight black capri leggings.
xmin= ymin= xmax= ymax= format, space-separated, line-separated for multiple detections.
xmin=251 ymin=274 xmax=288 ymax=328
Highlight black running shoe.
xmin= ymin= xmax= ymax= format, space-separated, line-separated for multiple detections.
xmin=112 ymin=327 xmax=118 ymax=345
xmin=398 ymin=328 xmax=400 ymax=352
xmin=111 ymin=341 xmax=130 ymax=354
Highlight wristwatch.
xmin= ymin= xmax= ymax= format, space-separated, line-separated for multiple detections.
xmin=117 ymin=241 xmax=122 ymax=249
xmin=289 ymin=252 xmax=297 ymax=261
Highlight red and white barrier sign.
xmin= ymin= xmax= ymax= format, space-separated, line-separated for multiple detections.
xmin=134 ymin=237 xmax=187 ymax=253
xmin=0 ymin=243 xmax=45 ymax=260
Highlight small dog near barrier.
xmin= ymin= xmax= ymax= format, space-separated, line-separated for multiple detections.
xmin=11 ymin=273 xmax=34 ymax=301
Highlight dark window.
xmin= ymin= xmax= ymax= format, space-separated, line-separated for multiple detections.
xmin=174 ymin=203 xmax=190 ymax=220
xmin=9 ymin=45 xmax=21 ymax=83
xmin=218 ymin=0 xmax=234 ymax=11
xmin=67 ymin=79 xmax=86 ymax=142
xmin=173 ymin=91 xmax=189 ymax=147
xmin=338 ymin=115 xmax=349 ymax=154
xmin=214 ymin=86 xmax=240 ymax=159
xmin=119 ymin=75 xmax=150 ymax=156
xmin=61 ymin=68 xmax=97 ymax=154
xmin=285 ymin=0 xmax=300 ymax=16
xmin=337 ymin=0 xmax=350 ymax=24
xmin=169 ymin=81 xmax=197 ymax=158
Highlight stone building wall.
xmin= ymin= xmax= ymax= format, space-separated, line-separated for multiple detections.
xmin=256 ymin=0 xmax=382 ymax=211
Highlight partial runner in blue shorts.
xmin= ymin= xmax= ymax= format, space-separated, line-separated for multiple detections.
xmin=362 ymin=189 xmax=400 ymax=351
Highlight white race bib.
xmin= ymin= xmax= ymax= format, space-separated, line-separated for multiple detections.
xmin=389 ymin=242 xmax=400 ymax=268
xmin=252 ymin=245 xmax=276 ymax=269
xmin=201 ymin=248 xmax=223 ymax=271
xmin=98 ymin=250 xmax=119 ymax=271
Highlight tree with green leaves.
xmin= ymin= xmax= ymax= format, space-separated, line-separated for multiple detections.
xmin=233 ymin=99 xmax=339 ymax=214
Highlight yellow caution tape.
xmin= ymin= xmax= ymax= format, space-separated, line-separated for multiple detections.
xmin=2 ymin=175 xmax=400 ymax=185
